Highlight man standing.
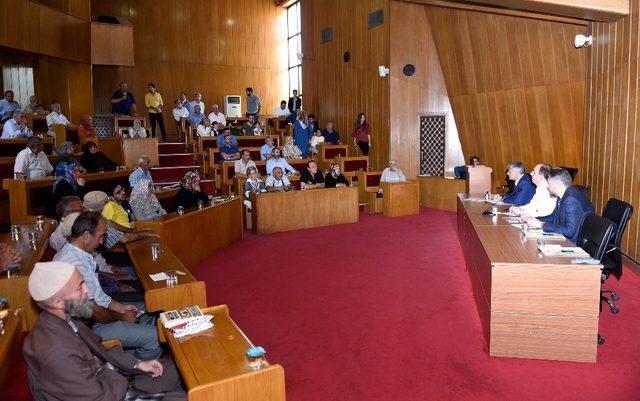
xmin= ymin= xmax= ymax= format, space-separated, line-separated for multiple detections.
xmin=129 ymin=155 xmax=153 ymax=188
xmin=110 ymin=82 xmax=136 ymax=116
xmin=245 ymin=87 xmax=261 ymax=120
xmin=23 ymin=261 xmax=185 ymax=400
xmin=1 ymin=111 xmax=33 ymax=138
xmin=14 ymin=136 xmax=54 ymax=179
xmin=144 ymin=83 xmax=167 ymax=142
xmin=510 ymin=164 xmax=557 ymax=218
xmin=207 ymin=104 xmax=227 ymax=126
xmin=288 ymin=89 xmax=302 ymax=113
xmin=0 ymin=90 xmax=20 ymax=123
xmin=523 ymin=168 xmax=594 ymax=243
xmin=53 ymin=212 xmax=163 ymax=360
xmin=493 ymin=161 xmax=535 ymax=206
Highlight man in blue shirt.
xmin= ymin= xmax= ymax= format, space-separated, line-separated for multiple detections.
xmin=525 ymin=168 xmax=594 ymax=243
xmin=322 ymin=121 xmax=341 ymax=144
xmin=0 ymin=90 xmax=20 ymax=123
xmin=260 ymin=136 xmax=275 ymax=160
xmin=110 ymin=82 xmax=136 ymax=116
xmin=219 ymin=135 xmax=240 ymax=161
xmin=266 ymin=148 xmax=299 ymax=176
xmin=188 ymin=104 xmax=205 ymax=126
xmin=129 ymin=155 xmax=153 ymax=188
xmin=493 ymin=161 xmax=536 ymax=206
xmin=1 ymin=111 xmax=33 ymax=138
xmin=216 ymin=127 xmax=238 ymax=147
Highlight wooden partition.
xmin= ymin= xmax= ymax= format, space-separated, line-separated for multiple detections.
xmin=134 ymin=198 xmax=243 ymax=268
xmin=0 ymin=138 xmax=54 ymax=157
xmin=162 ymin=304 xmax=286 ymax=401
xmin=251 ymin=187 xmax=359 ymax=234
xmin=356 ymin=170 xmax=382 ymax=213
xmin=380 ymin=181 xmax=419 ymax=217
xmin=123 ymin=138 xmax=159 ymax=168
xmin=418 ymin=176 xmax=466 ymax=212
xmin=26 ymin=114 xmax=48 ymax=135
xmin=50 ymin=125 xmax=80 ymax=146
xmin=97 ymin=137 xmax=124 ymax=166
xmin=0 ymin=311 xmax=23 ymax=392
xmin=335 ymin=156 xmax=369 ymax=180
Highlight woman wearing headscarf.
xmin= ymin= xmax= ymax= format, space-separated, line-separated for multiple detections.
xmin=129 ymin=179 xmax=167 ymax=221
xmin=282 ymin=135 xmax=302 ymax=160
xmin=54 ymin=141 xmax=85 ymax=171
xmin=79 ymin=141 xmax=118 ymax=173
xmin=127 ymin=119 xmax=147 ymax=138
xmin=324 ymin=163 xmax=350 ymax=188
xmin=77 ymin=115 xmax=96 ymax=144
xmin=174 ymin=171 xmax=209 ymax=209
xmin=45 ymin=162 xmax=87 ymax=218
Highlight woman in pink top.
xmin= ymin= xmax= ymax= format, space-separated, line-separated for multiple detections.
xmin=352 ymin=112 xmax=371 ymax=155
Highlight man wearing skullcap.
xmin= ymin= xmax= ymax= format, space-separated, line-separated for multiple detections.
xmin=23 ymin=261 xmax=185 ymax=400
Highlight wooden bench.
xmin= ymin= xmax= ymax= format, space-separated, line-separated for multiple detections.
xmin=161 ymin=304 xmax=286 ymax=401
xmin=0 ymin=138 xmax=54 ymax=157
xmin=335 ymin=155 xmax=369 ymax=181
xmin=26 ymin=114 xmax=48 ymax=135
xmin=356 ymin=170 xmax=383 ymax=213
xmin=316 ymin=143 xmax=348 ymax=171
xmin=50 ymin=124 xmax=80 ymax=145
xmin=133 ymin=197 xmax=243 ymax=268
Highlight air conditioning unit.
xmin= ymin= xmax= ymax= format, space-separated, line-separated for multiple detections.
xmin=224 ymin=95 xmax=242 ymax=118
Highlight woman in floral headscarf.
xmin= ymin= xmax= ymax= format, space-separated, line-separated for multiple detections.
xmin=78 ymin=115 xmax=96 ymax=144
xmin=54 ymin=141 xmax=82 ymax=168
xmin=45 ymin=162 xmax=87 ymax=218
xmin=129 ymin=179 xmax=166 ymax=221
xmin=174 ymin=170 xmax=209 ymax=210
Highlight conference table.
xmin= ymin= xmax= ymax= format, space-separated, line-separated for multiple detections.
xmin=250 ymin=186 xmax=359 ymax=234
xmin=457 ymin=194 xmax=601 ymax=362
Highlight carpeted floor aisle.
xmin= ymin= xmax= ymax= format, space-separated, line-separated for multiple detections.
xmin=191 ymin=208 xmax=640 ymax=401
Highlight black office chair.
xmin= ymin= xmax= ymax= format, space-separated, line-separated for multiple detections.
xmin=600 ymin=198 xmax=634 ymax=313
xmin=559 ymin=166 xmax=579 ymax=181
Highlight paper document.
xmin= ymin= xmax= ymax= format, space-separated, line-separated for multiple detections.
xmin=538 ymin=245 xmax=589 ymax=257
xmin=149 ymin=272 xmax=169 ymax=281
xmin=525 ymin=231 xmax=565 ymax=240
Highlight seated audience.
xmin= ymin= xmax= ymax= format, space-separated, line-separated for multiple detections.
xmin=275 ymin=100 xmax=291 ymax=117
xmin=127 ymin=119 xmax=147 ymax=138
xmin=380 ymin=160 xmax=407 ymax=184
xmin=24 ymin=95 xmax=48 ymax=114
xmin=266 ymin=166 xmax=292 ymax=192
xmin=294 ymin=111 xmax=310 ymax=158
xmin=300 ymin=160 xmax=325 ymax=190
xmin=174 ymin=171 xmax=209 ymax=209
xmin=306 ymin=113 xmax=319 ymax=135
xmin=129 ymin=155 xmax=153 ymax=188
xmin=510 ymin=164 xmax=556 ymax=218
xmin=0 ymin=243 xmax=21 ymax=274
xmin=324 ymin=163 xmax=350 ymax=188
xmin=253 ymin=120 xmax=264 ymax=135
xmin=216 ymin=127 xmax=238 ymax=146
xmin=266 ymin=147 xmax=299 ymax=175
xmin=454 ymin=156 xmax=480 ymax=179
xmin=493 ymin=161 xmax=536 ymax=206
xmin=235 ymin=149 xmax=257 ymax=177
xmin=243 ymin=166 xmax=266 ymax=209
xmin=309 ymin=129 xmax=325 ymax=155
xmin=77 ymin=115 xmax=95 ymax=144
xmin=130 ymin=179 xmax=167 ymax=220
xmin=53 ymin=212 xmax=162 ymax=360
xmin=23 ymin=261 xmax=186 ymax=401
xmin=172 ymin=98 xmax=190 ymax=127
xmin=260 ymin=136 xmax=275 ymax=160
xmin=242 ymin=114 xmax=256 ymax=135
xmin=219 ymin=135 xmax=240 ymax=161
xmin=523 ymin=168 xmax=595 ymax=243
xmin=0 ymin=90 xmax=20 ymax=123
xmin=322 ymin=122 xmax=341 ymax=144
xmin=1 ymin=111 xmax=33 ymax=138
xmin=196 ymin=118 xmax=214 ymax=137
xmin=189 ymin=93 xmax=205 ymax=117
xmin=55 ymin=141 xmax=81 ymax=168
xmin=45 ymin=103 xmax=74 ymax=130
xmin=207 ymin=104 xmax=227 ymax=126
xmin=45 ymin=162 xmax=87 ymax=218
xmin=80 ymin=141 xmax=118 ymax=173
xmin=188 ymin=104 xmax=205 ymax=126
xmin=14 ymin=136 xmax=53 ymax=179
xmin=282 ymin=135 xmax=302 ymax=159
xmin=103 ymin=185 xmax=134 ymax=228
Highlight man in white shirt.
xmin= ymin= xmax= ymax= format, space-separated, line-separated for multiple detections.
xmin=510 ymin=163 xmax=557 ymax=218
xmin=274 ymin=100 xmax=290 ymax=117
xmin=45 ymin=103 xmax=73 ymax=128
xmin=196 ymin=118 xmax=214 ymax=137
xmin=207 ymin=104 xmax=226 ymax=126
xmin=1 ymin=111 xmax=33 ymax=138
xmin=172 ymin=99 xmax=189 ymax=121
xmin=14 ymin=136 xmax=54 ymax=179
xmin=234 ymin=149 xmax=257 ymax=177
xmin=189 ymin=93 xmax=205 ymax=117
xmin=265 ymin=167 xmax=292 ymax=192
xmin=266 ymin=147 xmax=299 ymax=176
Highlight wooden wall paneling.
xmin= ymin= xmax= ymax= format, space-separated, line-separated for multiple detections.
xmin=91 ymin=23 xmax=135 ymax=66
xmin=583 ymin=0 xmax=640 ymax=261
xmin=425 ymin=6 xmax=587 ymax=188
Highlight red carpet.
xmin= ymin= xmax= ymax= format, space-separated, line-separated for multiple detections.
xmin=192 ymin=208 xmax=640 ymax=401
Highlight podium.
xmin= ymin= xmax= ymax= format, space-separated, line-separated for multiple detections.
xmin=465 ymin=165 xmax=492 ymax=195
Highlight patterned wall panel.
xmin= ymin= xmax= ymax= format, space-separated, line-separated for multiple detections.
xmin=419 ymin=115 xmax=445 ymax=176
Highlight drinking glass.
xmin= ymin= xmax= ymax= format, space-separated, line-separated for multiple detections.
xmin=150 ymin=242 xmax=160 ymax=261
xmin=165 ymin=271 xmax=178 ymax=287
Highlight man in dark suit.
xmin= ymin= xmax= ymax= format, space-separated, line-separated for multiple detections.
xmin=493 ymin=161 xmax=535 ymax=206
xmin=524 ymin=168 xmax=594 ymax=243
xmin=288 ymin=89 xmax=302 ymax=113
xmin=23 ymin=261 xmax=185 ymax=401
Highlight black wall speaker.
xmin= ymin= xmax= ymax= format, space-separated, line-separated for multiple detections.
xmin=343 ymin=51 xmax=351 ymax=63
xmin=403 ymin=64 xmax=416 ymax=76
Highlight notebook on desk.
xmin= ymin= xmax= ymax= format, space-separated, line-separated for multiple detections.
xmin=525 ymin=231 xmax=565 ymax=240
xmin=538 ymin=245 xmax=589 ymax=257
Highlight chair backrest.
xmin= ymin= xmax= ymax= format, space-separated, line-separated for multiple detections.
xmin=559 ymin=166 xmax=579 ymax=180
xmin=575 ymin=213 xmax=616 ymax=261
xmin=602 ymin=198 xmax=634 ymax=247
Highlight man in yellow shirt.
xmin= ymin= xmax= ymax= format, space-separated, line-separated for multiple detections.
xmin=144 ymin=83 xmax=167 ymax=142
xmin=102 ymin=185 xmax=133 ymax=228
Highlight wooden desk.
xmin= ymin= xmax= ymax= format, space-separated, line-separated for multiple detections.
xmin=251 ymin=186 xmax=359 ymax=234
xmin=122 ymin=138 xmax=159 ymax=168
xmin=418 ymin=176 xmax=466 ymax=212
xmin=0 ymin=222 xmax=56 ymax=330
xmin=125 ymin=237 xmax=206 ymax=313
xmin=97 ymin=137 xmax=124 ymax=166
xmin=380 ymin=181 xmax=419 ymax=217
xmin=457 ymin=195 xmax=601 ymax=362
xmin=0 ymin=138 xmax=54 ymax=157
xmin=0 ymin=310 xmax=23 ymax=392
xmin=162 ymin=304 xmax=286 ymax=401
xmin=134 ymin=197 xmax=243 ymax=268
